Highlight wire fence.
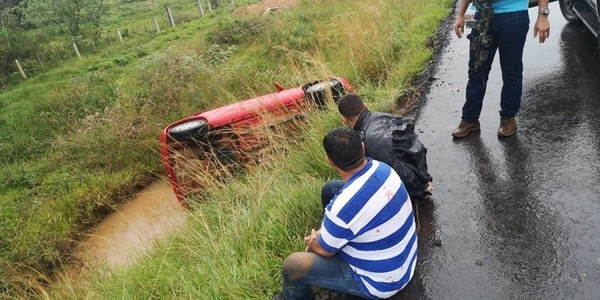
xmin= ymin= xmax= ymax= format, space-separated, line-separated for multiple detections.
xmin=4 ymin=0 xmax=239 ymax=84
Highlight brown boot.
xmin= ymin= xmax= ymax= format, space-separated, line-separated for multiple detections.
xmin=498 ymin=117 xmax=517 ymax=137
xmin=452 ymin=120 xmax=480 ymax=138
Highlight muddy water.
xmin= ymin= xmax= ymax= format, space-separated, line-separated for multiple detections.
xmin=68 ymin=180 xmax=186 ymax=276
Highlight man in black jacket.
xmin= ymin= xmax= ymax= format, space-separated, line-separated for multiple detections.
xmin=321 ymin=93 xmax=432 ymax=208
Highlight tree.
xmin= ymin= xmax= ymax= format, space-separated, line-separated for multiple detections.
xmin=1 ymin=0 xmax=25 ymax=27
xmin=0 ymin=0 xmax=22 ymax=10
xmin=24 ymin=0 xmax=107 ymax=39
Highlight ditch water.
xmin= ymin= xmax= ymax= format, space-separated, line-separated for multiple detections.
xmin=64 ymin=180 xmax=186 ymax=278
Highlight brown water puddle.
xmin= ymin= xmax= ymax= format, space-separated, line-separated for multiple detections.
xmin=65 ymin=180 xmax=187 ymax=278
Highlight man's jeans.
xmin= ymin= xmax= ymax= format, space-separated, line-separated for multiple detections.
xmin=462 ymin=10 xmax=529 ymax=123
xmin=279 ymin=180 xmax=370 ymax=300
xmin=282 ymin=253 xmax=368 ymax=300
xmin=320 ymin=180 xmax=345 ymax=210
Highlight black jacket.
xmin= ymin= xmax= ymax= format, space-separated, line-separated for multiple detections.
xmin=354 ymin=110 xmax=432 ymax=201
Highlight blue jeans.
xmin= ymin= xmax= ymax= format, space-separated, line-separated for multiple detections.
xmin=281 ymin=252 xmax=369 ymax=300
xmin=462 ymin=10 xmax=529 ymax=123
xmin=278 ymin=180 xmax=370 ymax=300
xmin=320 ymin=180 xmax=345 ymax=209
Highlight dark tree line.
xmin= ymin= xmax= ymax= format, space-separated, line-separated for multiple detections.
xmin=0 ymin=0 xmax=108 ymax=87
xmin=0 ymin=0 xmax=229 ymax=88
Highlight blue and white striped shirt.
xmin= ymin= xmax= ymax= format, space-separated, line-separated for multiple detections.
xmin=318 ymin=158 xmax=418 ymax=299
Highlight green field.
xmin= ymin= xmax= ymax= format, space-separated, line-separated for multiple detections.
xmin=0 ymin=0 xmax=454 ymax=298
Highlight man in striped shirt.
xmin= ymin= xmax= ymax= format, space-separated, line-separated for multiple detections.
xmin=274 ymin=127 xmax=418 ymax=300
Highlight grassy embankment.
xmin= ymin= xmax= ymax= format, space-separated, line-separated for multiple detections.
xmin=0 ymin=0 xmax=454 ymax=298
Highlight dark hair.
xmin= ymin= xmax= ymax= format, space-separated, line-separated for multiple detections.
xmin=338 ymin=93 xmax=367 ymax=118
xmin=323 ymin=127 xmax=365 ymax=172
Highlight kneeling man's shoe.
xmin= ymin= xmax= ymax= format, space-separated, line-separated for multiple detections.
xmin=272 ymin=292 xmax=285 ymax=300
xmin=498 ymin=117 xmax=517 ymax=137
xmin=452 ymin=120 xmax=480 ymax=138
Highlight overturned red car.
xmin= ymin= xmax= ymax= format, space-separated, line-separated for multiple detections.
xmin=159 ymin=77 xmax=355 ymax=207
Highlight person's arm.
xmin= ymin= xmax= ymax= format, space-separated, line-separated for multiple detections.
xmin=304 ymin=229 xmax=335 ymax=258
xmin=534 ymin=0 xmax=551 ymax=43
xmin=392 ymin=160 xmax=427 ymax=192
xmin=426 ymin=181 xmax=434 ymax=195
xmin=453 ymin=0 xmax=471 ymax=38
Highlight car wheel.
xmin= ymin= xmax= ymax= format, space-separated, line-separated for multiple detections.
xmin=559 ymin=0 xmax=582 ymax=24
xmin=304 ymin=79 xmax=348 ymax=107
xmin=168 ymin=119 xmax=208 ymax=142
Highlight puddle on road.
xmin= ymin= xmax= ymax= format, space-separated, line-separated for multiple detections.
xmin=65 ymin=180 xmax=187 ymax=278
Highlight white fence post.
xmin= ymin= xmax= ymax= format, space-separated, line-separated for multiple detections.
xmin=154 ymin=17 xmax=161 ymax=32
xmin=197 ymin=0 xmax=205 ymax=17
xmin=117 ymin=29 xmax=124 ymax=43
xmin=72 ymin=43 xmax=81 ymax=59
xmin=15 ymin=59 xmax=26 ymax=78
xmin=166 ymin=6 xmax=176 ymax=27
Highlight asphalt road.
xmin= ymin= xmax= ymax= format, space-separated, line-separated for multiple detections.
xmin=397 ymin=2 xmax=600 ymax=299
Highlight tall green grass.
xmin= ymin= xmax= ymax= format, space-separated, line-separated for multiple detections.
xmin=0 ymin=0 xmax=454 ymax=297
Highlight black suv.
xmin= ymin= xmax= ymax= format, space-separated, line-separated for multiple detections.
xmin=531 ymin=0 xmax=599 ymax=48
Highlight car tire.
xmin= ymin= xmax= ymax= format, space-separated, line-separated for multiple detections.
xmin=304 ymin=79 xmax=348 ymax=107
xmin=168 ymin=119 xmax=208 ymax=142
xmin=559 ymin=0 xmax=582 ymax=24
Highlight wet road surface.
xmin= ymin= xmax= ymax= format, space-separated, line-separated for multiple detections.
xmin=398 ymin=2 xmax=600 ymax=299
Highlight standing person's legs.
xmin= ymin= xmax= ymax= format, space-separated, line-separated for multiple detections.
xmin=452 ymin=16 xmax=498 ymax=138
xmin=495 ymin=11 xmax=529 ymax=118
xmin=280 ymin=252 xmax=367 ymax=300
xmin=463 ymin=26 xmax=498 ymax=123
xmin=493 ymin=10 xmax=529 ymax=137
xmin=321 ymin=180 xmax=345 ymax=210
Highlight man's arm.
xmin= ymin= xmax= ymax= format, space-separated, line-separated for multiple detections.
xmin=390 ymin=130 xmax=431 ymax=197
xmin=392 ymin=160 xmax=428 ymax=193
xmin=305 ymin=229 xmax=336 ymax=258
xmin=534 ymin=0 xmax=551 ymax=43
xmin=453 ymin=0 xmax=472 ymax=38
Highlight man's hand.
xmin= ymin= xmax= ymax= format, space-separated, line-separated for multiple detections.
xmin=304 ymin=229 xmax=334 ymax=257
xmin=454 ymin=17 xmax=466 ymax=38
xmin=534 ymin=16 xmax=550 ymax=43
xmin=304 ymin=229 xmax=319 ymax=252
xmin=426 ymin=181 xmax=433 ymax=195
xmin=454 ymin=0 xmax=471 ymax=38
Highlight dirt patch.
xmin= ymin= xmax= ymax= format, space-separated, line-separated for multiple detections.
xmin=394 ymin=7 xmax=455 ymax=121
xmin=234 ymin=0 xmax=299 ymax=17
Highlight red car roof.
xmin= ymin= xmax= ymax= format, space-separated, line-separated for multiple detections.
xmin=196 ymin=86 xmax=306 ymax=128
xmin=160 ymin=77 xmax=355 ymax=208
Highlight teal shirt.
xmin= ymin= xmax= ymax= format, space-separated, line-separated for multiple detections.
xmin=480 ymin=0 xmax=529 ymax=14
